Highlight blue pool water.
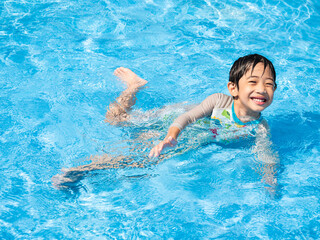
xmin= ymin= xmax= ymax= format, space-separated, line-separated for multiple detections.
xmin=1 ymin=0 xmax=320 ymax=238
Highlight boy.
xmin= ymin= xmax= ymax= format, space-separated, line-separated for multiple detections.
xmin=52 ymin=54 xmax=278 ymax=189
xmin=149 ymin=54 xmax=277 ymax=158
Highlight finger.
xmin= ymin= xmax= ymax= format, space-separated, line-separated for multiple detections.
xmin=154 ymin=146 xmax=161 ymax=157
xmin=149 ymin=148 xmax=155 ymax=158
xmin=156 ymin=143 xmax=164 ymax=157
xmin=149 ymin=145 xmax=160 ymax=158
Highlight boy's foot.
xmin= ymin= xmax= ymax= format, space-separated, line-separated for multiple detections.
xmin=51 ymin=169 xmax=85 ymax=189
xmin=114 ymin=67 xmax=148 ymax=89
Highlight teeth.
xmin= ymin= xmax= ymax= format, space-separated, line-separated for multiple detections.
xmin=252 ymin=98 xmax=265 ymax=102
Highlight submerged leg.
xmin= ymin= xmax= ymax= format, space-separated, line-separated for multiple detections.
xmin=51 ymin=129 xmax=169 ymax=189
xmin=105 ymin=67 xmax=148 ymax=125
xmin=51 ymin=154 xmax=147 ymax=189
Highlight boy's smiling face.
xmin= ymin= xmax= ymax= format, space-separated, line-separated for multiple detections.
xmin=228 ymin=62 xmax=276 ymax=120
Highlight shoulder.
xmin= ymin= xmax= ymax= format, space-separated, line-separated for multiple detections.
xmin=260 ymin=118 xmax=269 ymax=129
xmin=205 ymin=93 xmax=233 ymax=108
xmin=257 ymin=118 xmax=270 ymax=134
xmin=205 ymin=93 xmax=232 ymax=101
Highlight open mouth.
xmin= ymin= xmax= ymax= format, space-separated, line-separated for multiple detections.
xmin=251 ymin=97 xmax=267 ymax=105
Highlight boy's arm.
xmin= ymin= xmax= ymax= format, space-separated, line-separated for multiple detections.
xmin=148 ymin=126 xmax=180 ymax=158
xmin=252 ymin=120 xmax=279 ymax=190
xmin=149 ymin=94 xmax=222 ymax=158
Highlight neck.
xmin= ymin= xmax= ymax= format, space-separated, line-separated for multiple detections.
xmin=233 ymin=100 xmax=260 ymax=123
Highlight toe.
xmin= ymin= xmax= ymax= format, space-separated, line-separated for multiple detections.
xmin=114 ymin=68 xmax=120 ymax=75
xmin=119 ymin=67 xmax=126 ymax=73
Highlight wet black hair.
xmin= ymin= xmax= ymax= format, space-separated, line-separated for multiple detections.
xmin=229 ymin=54 xmax=276 ymax=89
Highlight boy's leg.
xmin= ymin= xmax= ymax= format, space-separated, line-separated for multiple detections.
xmin=51 ymin=154 xmax=146 ymax=189
xmin=106 ymin=67 xmax=148 ymax=125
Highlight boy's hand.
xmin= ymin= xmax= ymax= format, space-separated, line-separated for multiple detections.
xmin=149 ymin=136 xmax=177 ymax=158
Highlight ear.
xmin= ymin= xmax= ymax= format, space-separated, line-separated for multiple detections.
xmin=228 ymin=82 xmax=238 ymax=98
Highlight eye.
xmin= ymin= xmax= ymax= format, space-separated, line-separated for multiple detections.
xmin=249 ymin=81 xmax=256 ymax=84
xmin=266 ymin=82 xmax=274 ymax=87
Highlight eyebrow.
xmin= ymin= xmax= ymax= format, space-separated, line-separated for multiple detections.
xmin=248 ymin=75 xmax=274 ymax=81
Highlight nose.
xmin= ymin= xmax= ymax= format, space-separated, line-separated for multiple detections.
xmin=256 ymin=82 xmax=266 ymax=93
